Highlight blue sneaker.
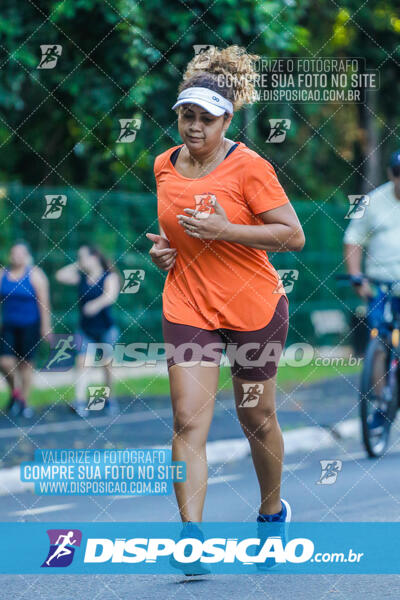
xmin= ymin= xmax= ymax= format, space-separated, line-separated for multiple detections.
xmin=169 ymin=522 xmax=211 ymax=576
xmin=256 ymin=499 xmax=291 ymax=571
xmin=104 ymin=397 xmax=120 ymax=417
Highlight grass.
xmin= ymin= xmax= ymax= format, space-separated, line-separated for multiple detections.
xmin=0 ymin=361 xmax=362 ymax=411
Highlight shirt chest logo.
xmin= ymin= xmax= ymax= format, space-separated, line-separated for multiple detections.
xmin=193 ymin=193 xmax=217 ymax=219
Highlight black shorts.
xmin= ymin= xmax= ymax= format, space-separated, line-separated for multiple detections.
xmin=0 ymin=322 xmax=41 ymax=361
xmin=162 ymin=295 xmax=289 ymax=381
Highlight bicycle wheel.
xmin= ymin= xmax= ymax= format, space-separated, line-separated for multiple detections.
xmin=360 ymin=335 xmax=398 ymax=457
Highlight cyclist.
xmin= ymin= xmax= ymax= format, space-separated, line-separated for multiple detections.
xmin=344 ymin=150 xmax=400 ymax=432
xmin=344 ymin=149 xmax=400 ymax=327
xmin=146 ymin=45 xmax=305 ymax=571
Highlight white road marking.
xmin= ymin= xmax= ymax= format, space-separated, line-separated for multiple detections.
xmin=208 ymin=474 xmax=242 ymax=485
xmin=9 ymin=503 xmax=75 ymax=516
xmin=283 ymin=462 xmax=309 ymax=472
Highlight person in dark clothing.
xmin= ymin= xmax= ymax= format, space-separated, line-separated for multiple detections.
xmin=55 ymin=245 xmax=121 ymax=416
xmin=0 ymin=241 xmax=52 ymax=417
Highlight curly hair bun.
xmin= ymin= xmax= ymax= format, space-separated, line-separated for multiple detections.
xmin=180 ymin=45 xmax=259 ymax=112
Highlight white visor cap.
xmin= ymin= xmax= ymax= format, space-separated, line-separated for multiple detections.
xmin=172 ymin=87 xmax=233 ymax=117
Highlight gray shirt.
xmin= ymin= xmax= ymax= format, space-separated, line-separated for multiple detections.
xmin=343 ymin=181 xmax=400 ymax=281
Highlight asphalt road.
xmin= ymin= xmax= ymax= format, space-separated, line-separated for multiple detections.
xmin=0 ymin=375 xmax=399 ymax=598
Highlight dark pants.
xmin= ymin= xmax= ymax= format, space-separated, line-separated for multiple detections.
xmin=162 ymin=296 xmax=289 ymax=381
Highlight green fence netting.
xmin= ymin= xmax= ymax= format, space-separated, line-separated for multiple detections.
xmin=0 ymin=183 xmax=361 ymax=357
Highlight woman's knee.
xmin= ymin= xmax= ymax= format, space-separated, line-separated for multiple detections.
xmin=173 ymin=406 xmax=200 ymax=435
xmin=18 ymin=359 xmax=33 ymax=371
xmin=239 ymin=409 xmax=279 ymax=439
xmin=172 ymin=398 xmax=212 ymax=442
xmin=0 ymin=355 xmax=17 ymax=373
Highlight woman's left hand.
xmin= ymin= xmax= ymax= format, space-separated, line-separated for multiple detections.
xmin=177 ymin=200 xmax=231 ymax=240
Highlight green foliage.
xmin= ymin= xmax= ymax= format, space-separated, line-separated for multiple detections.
xmin=0 ymin=0 xmax=306 ymax=190
xmin=1 ymin=0 xmax=399 ymax=202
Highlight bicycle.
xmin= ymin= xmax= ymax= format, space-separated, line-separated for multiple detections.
xmin=336 ymin=275 xmax=400 ymax=457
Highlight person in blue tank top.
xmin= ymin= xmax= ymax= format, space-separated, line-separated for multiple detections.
xmin=0 ymin=241 xmax=52 ymax=418
xmin=55 ymin=245 xmax=121 ymax=416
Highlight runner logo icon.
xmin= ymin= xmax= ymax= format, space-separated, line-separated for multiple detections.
xmin=193 ymin=193 xmax=216 ymax=219
xmin=117 ymin=118 xmax=142 ymax=143
xmin=42 ymin=195 xmax=67 ymax=219
xmin=87 ymin=386 xmax=110 ymax=410
xmin=345 ymin=195 xmax=370 ymax=219
xmin=317 ymin=460 xmax=342 ymax=485
xmin=121 ymin=269 xmax=145 ymax=293
xmin=37 ymin=45 xmax=62 ymax=69
xmin=274 ymin=269 xmax=299 ymax=294
xmin=41 ymin=529 xmax=82 ymax=568
xmin=239 ymin=383 xmax=264 ymax=408
xmin=266 ymin=119 xmax=291 ymax=143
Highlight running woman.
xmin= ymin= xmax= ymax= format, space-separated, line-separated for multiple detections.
xmin=55 ymin=245 xmax=121 ymax=416
xmin=146 ymin=45 xmax=305 ymax=567
xmin=0 ymin=241 xmax=52 ymax=417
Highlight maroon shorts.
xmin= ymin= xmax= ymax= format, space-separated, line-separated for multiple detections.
xmin=162 ymin=295 xmax=289 ymax=381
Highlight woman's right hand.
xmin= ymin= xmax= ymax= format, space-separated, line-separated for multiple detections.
xmin=146 ymin=233 xmax=177 ymax=271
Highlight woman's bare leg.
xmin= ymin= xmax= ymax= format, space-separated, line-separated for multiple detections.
xmin=103 ymin=363 xmax=112 ymax=393
xmin=169 ymin=363 xmax=220 ymax=522
xmin=75 ymin=353 xmax=89 ymax=403
xmin=18 ymin=360 xmax=35 ymax=402
xmin=0 ymin=355 xmax=18 ymax=393
xmin=233 ymin=374 xmax=283 ymax=515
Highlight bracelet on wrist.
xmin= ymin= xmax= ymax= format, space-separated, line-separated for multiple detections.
xmin=350 ymin=274 xmax=364 ymax=287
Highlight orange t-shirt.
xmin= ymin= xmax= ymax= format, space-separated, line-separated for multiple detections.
xmin=154 ymin=141 xmax=290 ymax=331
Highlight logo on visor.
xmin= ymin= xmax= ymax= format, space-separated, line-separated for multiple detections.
xmin=212 ymin=96 xmax=220 ymax=102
